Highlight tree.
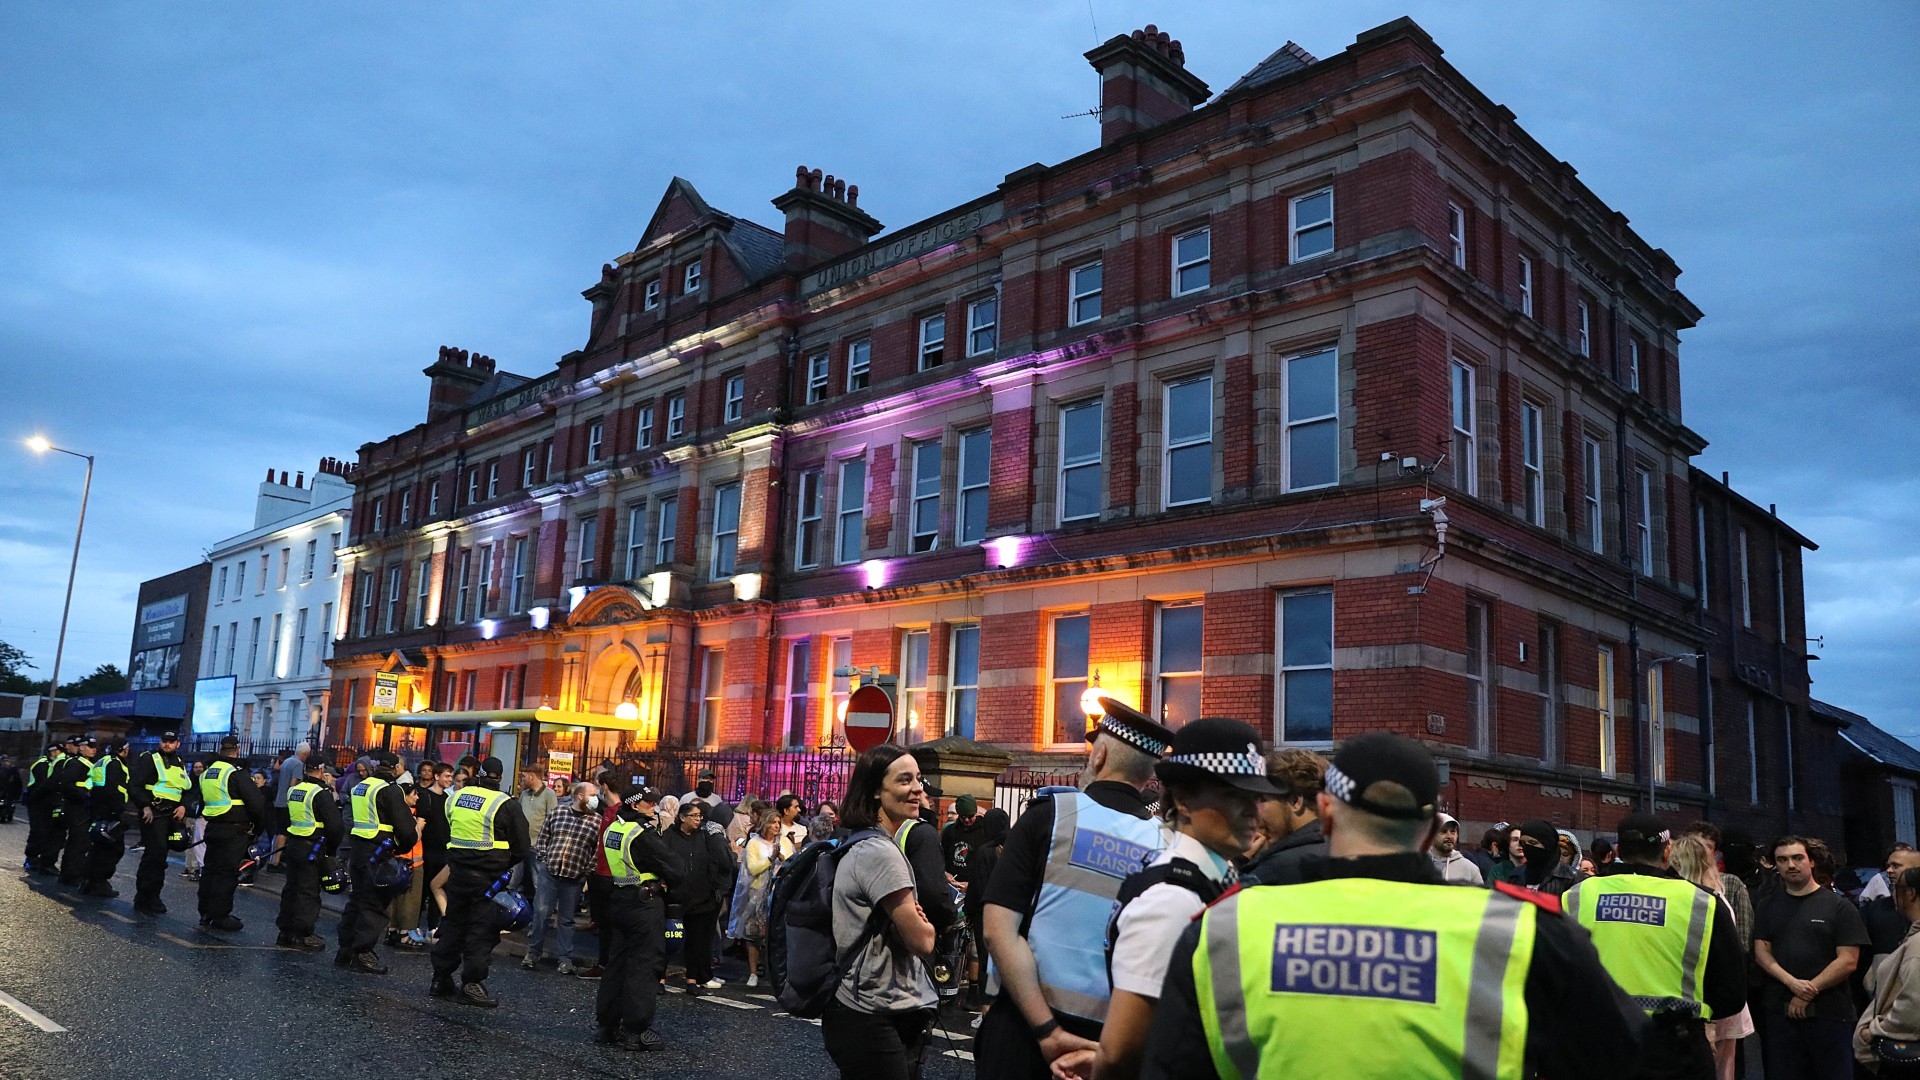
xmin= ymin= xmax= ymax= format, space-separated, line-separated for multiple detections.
xmin=61 ymin=664 xmax=128 ymax=697
xmin=0 ymin=640 xmax=37 ymax=695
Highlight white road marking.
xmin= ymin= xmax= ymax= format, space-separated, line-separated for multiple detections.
xmin=695 ymin=996 xmax=762 ymax=1010
xmin=0 ymin=990 xmax=67 ymax=1033
xmin=744 ymin=993 xmax=777 ymax=1002
xmin=97 ymin=910 xmax=135 ymax=924
xmin=943 ymin=1049 xmax=975 ymax=1061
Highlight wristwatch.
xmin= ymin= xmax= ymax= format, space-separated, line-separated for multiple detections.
xmin=1030 ymin=1018 xmax=1060 ymax=1040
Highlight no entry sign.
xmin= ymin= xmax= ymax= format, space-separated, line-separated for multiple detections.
xmin=845 ymin=684 xmax=895 ymax=751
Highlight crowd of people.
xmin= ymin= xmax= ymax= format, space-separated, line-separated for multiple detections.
xmin=17 ymin=714 xmax=1920 ymax=1080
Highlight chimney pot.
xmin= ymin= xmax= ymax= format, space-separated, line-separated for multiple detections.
xmin=847 ymin=184 xmax=859 ymax=208
xmin=279 ymin=470 xmax=289 ymax=485
xmin=1087 ymin=24 xmax=1209 ymax=146
xmin=295 ymin=471 xmax=305 ymax=487
xmin=795 ymin=164 xmax=810 ymax=187
xmin=265 ymin=467 xmax=274 ymax=481
xmin=832 ymin=178 xmax=846 ymax=200
xmin=808 ymin=167 xmax=823 ymax=190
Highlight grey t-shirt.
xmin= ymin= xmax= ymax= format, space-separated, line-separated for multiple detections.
xmin=275 ymin=755 xmax=304 ymax=808
xmin=831 ymin=835 xmax=937 ymax=1013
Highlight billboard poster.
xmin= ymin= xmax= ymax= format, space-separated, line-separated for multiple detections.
xmin=130 ymin=645 xmax=181 ymax=690
xmin=134 ymin=594 xmax=189 ymax=651
xmin=191 ymin=675 xmax=237 ymax=736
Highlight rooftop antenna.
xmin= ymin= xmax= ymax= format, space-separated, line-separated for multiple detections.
xmin=1062 ymin=0 xmax=1103 ymax=122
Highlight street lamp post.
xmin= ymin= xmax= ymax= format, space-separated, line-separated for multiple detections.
xmin=1643 ymin=652 xmax=1705 ymax=811
xmin=25 ymin=436 xmax=95 ymax=731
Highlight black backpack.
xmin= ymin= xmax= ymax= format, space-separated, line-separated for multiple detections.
xmin=768 ymin=829 xmax=888 ymax=1018
xmin=1104 ymin=858 xmax=1228 ymax=985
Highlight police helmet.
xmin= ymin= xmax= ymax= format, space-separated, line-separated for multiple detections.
xmin=88 ymin=818 xmax=127 ymax=846
xmin=488 ymin=889 xmax=532 ymax=934
xmin=369 ymin=855 xmax=414 ymax=896
xmin=321 ymin=861 xmax=349 ymax=894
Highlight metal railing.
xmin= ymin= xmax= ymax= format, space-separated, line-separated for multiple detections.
xmin=992 ymin=764 xmax=1083 ymax=821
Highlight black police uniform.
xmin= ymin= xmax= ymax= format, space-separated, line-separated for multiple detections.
xmin=127 ymin=747 xmax=191 ymax=913
xmin=82 ymin=751 xmax=132 ymax=896
xmin=336 ymin=767 xmax=418 ymax=970
xmin=198 ymin=752 xmax=268 ymax=926
xmin=55 ymin=750 xmax=96 ymax=886
xmin=276 ymin=775 xmax=342 ymax=946
xmin=22 ymin=751 xmax=64 ymax=873
xmin=596 ymin=804 xmax=682 ymax=1048
xmin=975 ymin=780 xmax=1153 ymax=1080
xmin=429 ymin=777 xmax=531 ymax=995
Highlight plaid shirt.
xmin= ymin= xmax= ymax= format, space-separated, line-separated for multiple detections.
xmin=536 ymin=803 xmax=603 ymax=881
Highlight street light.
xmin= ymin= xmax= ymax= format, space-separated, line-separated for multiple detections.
xmin=1643 ymin=652 xmax=1705 ymax=811
xmin=25 ymin=436 xmax=94 ymax=731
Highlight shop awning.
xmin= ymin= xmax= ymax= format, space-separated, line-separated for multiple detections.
xmin=373 ymin=707 xmax=644 ymax=733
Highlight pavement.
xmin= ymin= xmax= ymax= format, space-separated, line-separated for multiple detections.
xmin=0 ymin=824 xmax=984 ymax=1079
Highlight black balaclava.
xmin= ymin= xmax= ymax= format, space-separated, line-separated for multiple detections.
xmin=1518 ymin=820 xmax=1560 ymax=886
xmin=695 ymin=778 xmax=714 ymax=798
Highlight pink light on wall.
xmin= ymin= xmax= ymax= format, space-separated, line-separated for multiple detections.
xmin=989 ymin=535 xmax=1025 ymax=569
xmin=861 ymin=559 xmax=888 ymax=590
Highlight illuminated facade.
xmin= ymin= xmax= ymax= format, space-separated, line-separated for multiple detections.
xmin=327 ymin=18 xmax=1828 ymax=838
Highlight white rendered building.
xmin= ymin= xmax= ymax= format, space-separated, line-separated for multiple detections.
xmin=199 ymin=458 xmax=354 ymax=746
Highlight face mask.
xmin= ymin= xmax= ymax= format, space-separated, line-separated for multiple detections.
xmin=583 ymin=796 xmax=600 ymax=811
xmin=696 ymin=782 xmax=713 ymax=798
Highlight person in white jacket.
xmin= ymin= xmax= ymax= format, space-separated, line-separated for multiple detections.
xmin=1856 ymin=864 xmax=1920 ymax=1074
xmin=1430 ymin=813 xmax=1484 ymax=885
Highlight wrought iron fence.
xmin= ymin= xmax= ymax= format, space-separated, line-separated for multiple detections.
xmin=992 ymin=764 xmax=1084 ymax=821
xmin=602 ymin=747 xmax=860 ymax=809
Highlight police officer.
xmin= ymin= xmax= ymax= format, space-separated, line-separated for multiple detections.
xmin=21 ymin=741 xmax=66 ymax=874
xmin=336 ymin=750 xmax=415 ymax=973
xmin=595 ymin=785 xmax=681 ymax=1051
xmin=1563 ymin=814 xmax=1745 ymax=1080
xmin=430 ymin=755 xmax=530 ymax=1007
xmin=276 ymin=757 xmax=341 ymax=951
xmin=81 ymin=739 xmax=133 ymax=897
xmin=55 ymin=735 xmax=98 ymax=887
xmin=977 ymin=697 xmax=1173 ymax=1080
xmin=1138 ymin=733 xmax=1645 ymax=1080
xmin=128 ymin=730 xmax=191 ymax=914
xmin=198 ymin=734 xmax=267 ymax=931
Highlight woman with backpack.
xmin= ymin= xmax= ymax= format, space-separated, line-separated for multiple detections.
xmin=1053 ymin=717 xmax=1280 ymax=1080
xmin=821 ymin=744 xmax=939 ymax=1080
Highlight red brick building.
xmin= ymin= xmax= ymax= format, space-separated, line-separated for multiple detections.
xmin=325 ymin=18 xmax=1837 ymax=843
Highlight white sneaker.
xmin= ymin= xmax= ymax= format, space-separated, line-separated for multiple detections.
xmin=746 ymin=974 xmax=759 ymax=988
xmin=703 ymin=978 xmax=725 ymax=990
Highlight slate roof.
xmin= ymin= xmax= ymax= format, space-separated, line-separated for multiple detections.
xmin=1227 ymin=41 xmax=1320 ymax=94
xmin=1822 ymin=699 xmax=1920 ymax=776
xmin=466 ymin=369 xmax=532 ymax=408
xmin=724 ymin=218 xmax=788 ymax=283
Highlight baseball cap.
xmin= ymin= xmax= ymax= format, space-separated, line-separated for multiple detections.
xmin=1437 ymin=812 xmax=1459 ymax=828
xmin=368 ymin=749 xmax=400 ymax=768
xmin=1616 ymin=813 xmax=1670 ymax=848
xmin=159 ymin=731 xmax=180 ymax=741
xmin=634 ymin=787 xmax=664 ymax=807
xmin=1154 ymin=717 xmax=1282 ymax=796
xmin=1084 ymin=696 xmax=1175 ymax=759
xmin=478 ymin=756 xmax=505 ymax=779
xmin=1323 ymin=732 xmax=1439 ymax=821
xmin=696 ymin=767 xmax=716 ymax=780
xmin=218 ymin=735 xmax=240 ymax=749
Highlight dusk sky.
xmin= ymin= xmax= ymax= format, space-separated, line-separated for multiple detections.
xmin=3 ymin=4 xmax=1915 ymax=734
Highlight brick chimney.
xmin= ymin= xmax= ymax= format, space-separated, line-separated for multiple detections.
xmin=1085 ymin=24 xmax=1210 ymax=146
xmin=773 ymin=166 xmax=884 ymax=271
xmin=422 ymin=345 xmax=493 ymax=422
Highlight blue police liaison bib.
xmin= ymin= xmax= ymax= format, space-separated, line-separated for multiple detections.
xmin=1069 ymin=829 xmax=1155 ymax=879
xmin=1270 ymin=924 xmax=1439 ymax=1004
xmin=1595 ymin=893 xmax=1667 ymax=926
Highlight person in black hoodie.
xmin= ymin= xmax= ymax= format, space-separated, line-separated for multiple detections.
xmin=197 ymin=735 xmax=268 ymax=931
xmin=1240 ymin=747 xmax=1328 ymax=885
xmin=1516 ymin=819 xmax=1580 ymax=896
xmin=595 ymin=785 xmax=682 ymax=1051
xmin=80 ymin=739 xmax=132 ymax=897
xmin=661 ymin=800 xmax=733 ymax=993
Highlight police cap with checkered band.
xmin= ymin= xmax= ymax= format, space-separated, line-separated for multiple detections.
xmin=1323 ymin=732 xmax=1439 ymax=821
xmin=1084 ymin=695 xmax=1176 ymax=759
xmin=1154 ymin=717 xmax=1283 ymax=796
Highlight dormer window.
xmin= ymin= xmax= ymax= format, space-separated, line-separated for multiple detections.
xmin=683 ymin=261 xmax=702 ymax=294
